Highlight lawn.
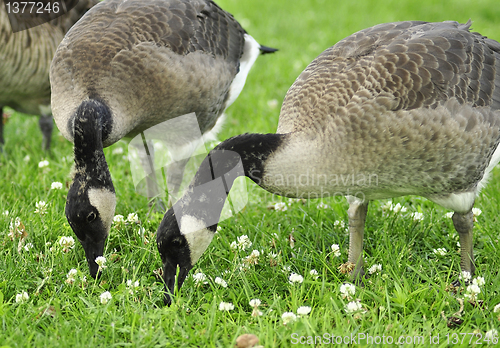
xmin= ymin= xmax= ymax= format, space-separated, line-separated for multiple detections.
xmin=1 ymin=0 xmax=500 ymax=346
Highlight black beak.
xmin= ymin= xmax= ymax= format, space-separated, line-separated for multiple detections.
xmin=80 ymin=238 xmax=106 ymax=279
xmin=162 ymin=260 xmax=191 ymax=306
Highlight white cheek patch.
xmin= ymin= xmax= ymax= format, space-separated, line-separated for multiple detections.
xmin=179 ymin=215 xmax=214 ymax=264
xmin=88 ymin=187 xmax=117 ymax=234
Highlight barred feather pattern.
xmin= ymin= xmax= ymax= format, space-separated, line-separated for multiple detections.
xmin=0 ymin=0 xmax=98 ymax=114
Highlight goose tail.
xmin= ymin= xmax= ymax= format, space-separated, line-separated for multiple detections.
xmin=259 ymin=45 xmax=278 ymax=54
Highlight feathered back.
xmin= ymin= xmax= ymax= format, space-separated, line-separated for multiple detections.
xmin=51 ymin=0 xmax=250 ymax=145
xmin=279 ymin=21 xmax=500 ymax=134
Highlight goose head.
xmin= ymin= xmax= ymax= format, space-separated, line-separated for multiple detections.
xmin=157 ymin=134 xmax=284 ymax=305
xmin=156 ymin=209 xmax=218 ymax=305
xmin=66 ymin=183 xmax=116 ymax=278
xmin=66 ymin=100 xmax=116 ymax=278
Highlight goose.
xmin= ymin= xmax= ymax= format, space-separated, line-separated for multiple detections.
xmin=156 ymin=20 xmax=500 ymax=305
xmin=50 ymin=0 xmax=276 ymax=278
xmin=0 ymin=0 xmax=99 ymax=150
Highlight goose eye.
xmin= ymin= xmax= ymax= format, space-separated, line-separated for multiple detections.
xmin=171 ymin=237 xmax=183 ymax=247
xmin=87 ymin=212 xmax=96 ymax=222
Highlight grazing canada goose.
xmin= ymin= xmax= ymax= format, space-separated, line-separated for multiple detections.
xmin=0 ymin=0 xmax=99 ymax=150
xmin=157 ymin=20 xmax=500 ymax=305
xmin=50 ymin=0 xmax=276 ymax=278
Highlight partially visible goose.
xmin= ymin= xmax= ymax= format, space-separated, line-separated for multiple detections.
xmin=157 ymin=20 xmax=500 ymax=305
xmin=0 ymin=0 xmax=99 ymax=150
xmin=50 ymin=0 xmax=276 ymax=277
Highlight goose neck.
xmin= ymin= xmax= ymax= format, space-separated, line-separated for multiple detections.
xmin=171 ymin=133 xmax=286 ymax=231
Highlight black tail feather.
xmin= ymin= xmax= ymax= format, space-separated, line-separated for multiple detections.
xmin=259 ymin=45 xmax=278 ymax=54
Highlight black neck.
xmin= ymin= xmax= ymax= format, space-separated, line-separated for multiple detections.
xmin=72 ymin=100 xmax=114 ymax=189
xmin=172 ymin=133 xmax=286 ymax=230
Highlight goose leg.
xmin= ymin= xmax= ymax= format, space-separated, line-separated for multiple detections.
xmin=39 ymin=113 xmax=53 ymax=151
xmin=347 ymin=199 xmax=369 ymax=283
xmin=452 ymin=210 xmax=475 ymax=278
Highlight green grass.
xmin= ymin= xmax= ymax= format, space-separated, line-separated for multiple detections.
xmin=2 ymin=0 xmax=500 ymax=346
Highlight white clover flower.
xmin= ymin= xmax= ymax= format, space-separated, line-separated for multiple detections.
xmin=249 ymin=299 xmax=261 ymax=308
xmin=444 ymin=212 xmax=454 ymax=219
xmin=273 ymin=202 xmax=288 ymax=212
xmin=281 ymin=312 xmax=297 ymax=325
xmin=297 ymin=306 xmax=312 ymax=316
xmin=23 ymin=155 xmax=30 ymax=162
xmin=218 ymin=301 xmax=234 ymax=311
xmin=230 ymin=241 xmax=238 ymax=250
xmin=282 ymin=265 xmax=291 ymax=273
xmin=214 ymin=277 xmax=228 ymax=288
xmin=38 ymin=160 xmax=49 ymax=168
xmin=15 ymin=291 xmax=29 ymax=303
xmin=95 ymin=256 xmax=107 ymax=269
xmin=100 ymin=291 xmax=112 ymax=304
xmin=334 ymin=220 xmax=346 ymax=229
xmin=316 ymin=202 xmax=330 ymax=209
xmin=3 ymin=210 xmax=9 ymax=216
xmin=289 ymin=273 xmax=304 ymax=284
xmin=331 ymin=244 xmax=341 ymax=257
xmin=433 ymin=248 xmax=447 ymax=256
xmin=126 ymin=279 xmax=140 ymax=288
xmin=493 ymin=303 xmax=500 ymax=313
xmin=58 ymin=236 xmax=75 ymax=252
xmin=249 ymin=299 xmax=263 ymax=317
xmin=309 ymin=269 xmax=319 ymax=279
xmin=466 ymin=284 xmax=481 ymax=295
xmin=464 ymin=283 xmax=481 ymax=301
xmin=23 ymin=243 xmax=34 ymax=252
xmin=381 ymin=201 xmax=393 ymax=211
xmin=472 ymin=208 xmax=482 ymax=217
xmin=126 ymin=279 xmax=140 ymax=294
xmin=127 ymin=213 xmax=139 ymax=224
xmin=339 ymin=283 xmax=356 ymax=299
xmin=8 ymin=217 xmax=24 ymax=239
xmin=35 ymin=201 xmax=48 ymax=215
xmin=192 ymin=272 xmax=208 ymax=285
xmin=460 ymin=271 xmax=472 ymax=282
xmin=345 ymin=300 xmax=363 ymax=313
xmin=391 ymin=203 xmax=407 ymax=213
xmin=472 ymin=277 xmax=485 ymax=287
xmin=410 ymin=212 xmax=424 ymax=221
xmin=368 ymin=264 xmax=382 ymax=275
xmin=113 ymin=214 xmax=125 ymax=223
xmin=51 ymin=182 xmax=63 ymax=190
xmin=245 ymin=250 xmax=260 ymax=265
xmin=235 ymin=235 xmax=252 ymax=250
xmin=268 ymin=252 xmax=279 ymax=259
xmin=66 ymin=269 xmax=78 ymax=284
